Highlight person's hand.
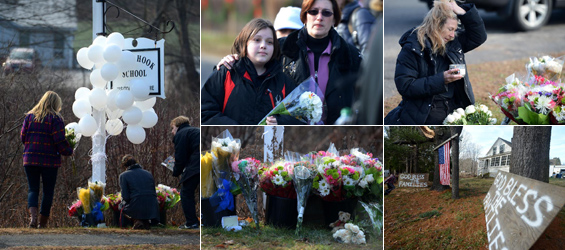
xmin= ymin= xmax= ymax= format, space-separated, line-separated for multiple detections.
xmin=265 ymin=116 xmax=278 ymax=125
xmin=444 ymin=69 xmax=464 ymax=84
xmin=448 ymin=0 xmax=466 ymax=15
xmin=216 ymin=54 xmax=239 ymax=70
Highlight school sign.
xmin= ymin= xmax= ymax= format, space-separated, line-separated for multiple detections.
xmin=483 ymin=171 xmax=565 ymax=250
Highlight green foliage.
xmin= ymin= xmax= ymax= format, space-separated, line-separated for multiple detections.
xmin=384 ymin=126 xmax=436 ymax=174
xmin=419 ymin=209 xmax=441 ymax=219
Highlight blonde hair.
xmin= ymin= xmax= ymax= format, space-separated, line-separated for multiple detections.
xmin=370 ymin=0 xmax=383 ymax=12
xmin=415 ymin=0 xmax=458 ymax=55
xmin=170 ymin=115 xmax=190 ymax=127
xmin=27 ymin=91 xmax=63 ymax=122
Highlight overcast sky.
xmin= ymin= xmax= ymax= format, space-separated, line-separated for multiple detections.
xmin=463 ymin=126 xmax=565 ymax=160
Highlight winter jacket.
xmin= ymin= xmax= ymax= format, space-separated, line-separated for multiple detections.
xmin=336 ymin=1 xmax=376 ymax=54
xmin=201 ymin=57 xmax=304 ymax=125
xmin=173 ymin=123 xmax=199 ymax=184
xmin=119 ymin=164 xmax=160 ymax=220
xmin=280 ymin=27 xmax=362 ymax=125
xmin=21 ymin=113 xmax=73 ymax=168
xmin=385 ymin=4 xmax=486 ymax=125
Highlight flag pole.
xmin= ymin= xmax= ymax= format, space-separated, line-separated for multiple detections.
xmin=433 ymin=133 xmax=459 ymax=151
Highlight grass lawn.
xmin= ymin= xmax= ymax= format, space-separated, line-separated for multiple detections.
xmin=202 ymin=223 xmax=383 ymax=250
xmin=384 ymin=177 xmax=565 ymax=249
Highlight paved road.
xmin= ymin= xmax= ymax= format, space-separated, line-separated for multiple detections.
xmin=0 ymin=233 xmax=200 ymax=248
xmin=384 ymin=0 xmax=565 ymax=100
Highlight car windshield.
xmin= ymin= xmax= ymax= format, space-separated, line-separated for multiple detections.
xmin=9 ymin=50 xmax=33 ymax=60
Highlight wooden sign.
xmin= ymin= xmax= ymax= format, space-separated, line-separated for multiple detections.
xmin=398 ymin=173 xmax=429 ymax=188
xmin=483 ymin=171 xmax=565 ymax=250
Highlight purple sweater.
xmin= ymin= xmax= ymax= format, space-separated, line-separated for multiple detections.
xmin=21 ymin=113 xmax=73 ymax=167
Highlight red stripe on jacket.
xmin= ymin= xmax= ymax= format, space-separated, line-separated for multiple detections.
xmin=222 ymin=71 xmax=235 ymax=113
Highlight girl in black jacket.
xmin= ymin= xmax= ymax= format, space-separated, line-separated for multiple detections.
xmin=385 ymin=0 xmax=486 ymax=125
xmin=201 ymin=18 xmax=303 ymax=125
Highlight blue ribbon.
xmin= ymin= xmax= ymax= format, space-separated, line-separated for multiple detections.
xmin=209 ymin=179 xmax=235 ymax=213
xmin=91 ymin=202 xmax=104 ymax=222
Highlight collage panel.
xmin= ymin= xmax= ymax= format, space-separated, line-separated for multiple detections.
xmin=0 ymin=0 xmax=200 ymax=249
xmin=200 ymin=126 xmax=384 ymax=249
xmin=384 ymin=126 xmax=565 ymax=249
xmin=201 ymin=0 xmax=383 ymax=126
xmin=384 ymin=0 xmax=565 ymax=126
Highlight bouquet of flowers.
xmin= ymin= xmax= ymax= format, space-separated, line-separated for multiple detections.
xmin=333 ymin=222 xmax=366 ymax=244
xmin=68 ymin=200 xmax=83 ymax=217
xmin=88 ymin=181 xmax=105 ymax=205
xmin=156 ymin=184 xmax=181 ymax=210
xmin=65 ymin=123 xmax=81 ymax=150
xmin=231 ymin=157 xmax=262 ymax=227
xmin=443 ymin=104 xmax=497 ymax=125
xmin=291 ymin=160 xmax=316 ymax=235
xmin=313 ymin=156 xmax=345 ymax=202
xmin=209 ymin=130 xmax=241 ymax=213
xmin=201 ymin=151 xmax=216 ymax=198
xmin=526 ymin=55 xmax=564 ymax=82
xmin=258 ymin=77 xmax=324 ymax=125
xmin=259 ymin=161 xmax=296 ymax=199
xmin=106 ymin=192 xmax=122 ymax=212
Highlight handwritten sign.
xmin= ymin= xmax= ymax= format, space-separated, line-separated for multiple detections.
xmin=111 ymin=38 xmax=166 ymax=99
xmin=398 ymin=173 xmax=429 ymax=188
xmin=483 ymin=171 xmax=565 ymax=250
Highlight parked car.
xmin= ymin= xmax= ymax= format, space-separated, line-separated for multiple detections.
xmin=2 ymin=48 xmax=41 ymax=74
xmin=420 ymin=0 xmax=565 ymax=31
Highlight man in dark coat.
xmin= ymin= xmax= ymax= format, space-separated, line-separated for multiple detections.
xmin=170 ymin=116 xmax=200 ymax=229
xmin=119 ymin=155 xmax=159 ymax=229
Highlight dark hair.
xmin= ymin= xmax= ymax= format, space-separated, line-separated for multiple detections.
xmin=300 ymin=0 xmax=341 ymax=27
xmin=231 ymin=18 xmax=281 ymax=61
xmin=121 ymin=154 xmax=137 ymax=168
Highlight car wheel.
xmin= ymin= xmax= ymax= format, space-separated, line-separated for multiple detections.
xmin=511 ymin=0 xmax=552 ymax=31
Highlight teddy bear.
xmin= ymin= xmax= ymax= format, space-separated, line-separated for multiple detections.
xmin=329 ymin=211 xmax=351 ymax=233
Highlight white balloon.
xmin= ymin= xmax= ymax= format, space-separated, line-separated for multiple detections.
xmin=87 ymin=44 xmax=105 ymax=64
xmin=130 ymin=79 xmax=150 ymax=100
xmin=77 ymin=47 xmax=94 ymax=69
xmin=75 ymin=87 xmax=91 ymax=100
xmin=89 ymin=69 xmax=106 ymax=89
xmin=65 ymin=122 xmax=78 ymax=131
xmin=116 ymin=50 xmax=135 ymax=71
xmin=72 ymin=99 xmax=91 ymax=119
xmin=89 ymin=88 xmax=107 ymax=111
xmin=126 ymin=125 xmax=146 ymax=144
xmin=134 ymin=97 xmax=156 ymax=111
xmin=78 ymin=115 xmax=98 ymax=137
xmin=106 ymin=109 xmax=124 ymax=120
xmin=103 ymin=44 xmax=122 ymax=63
xmin=122 ymin=106 xmax=142 ymax=125
xmin=139 ymin=109 xmax=158 ymax=128
xmin=106 ymin=88 xmax=120 ymax=111
xmin=107 ymin=32 xmax=125 ymax=49
xmin=105 ymin=119 xmax=124 ymax=136
xmin=115 ymin=90 xmax=134 ymax=110
xmin=93 ymin=35 xmax=107 ymax=46
xmin=100 ymin=63 xmax=119 ymax=81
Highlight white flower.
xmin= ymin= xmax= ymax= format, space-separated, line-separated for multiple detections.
xmin=556 ymin=109 xmax=565 ymax=121
xmin=445 ymin=114 xmax=455 ymax=123
xmin=348 ymin=223 xmax=360 ymax=234
xmin=319 ymin=179 xmax=329 ymax=189
xmin=465 ymin=105 xmax=476 ymax=115
xmin=456 ymin=108 xmax=465 ymax=116
xmin=359 ymin=180 xmax=368 ymax=188
xmin=364 ymin=174 xmax=374 ymax=183
xmin=546 ymin=60 xmax=562 ymax=74
xmin=343 ymin=176 xmax=354 ymax=186
xmin=320 ymin=187 xmax=330 ymax=196
xmin=535 ymin=95 xmax=553 ymax=115
xmin=490 ymin=118 xmax=497 ymax=125
xmin=452 ymin=112 xmax=462 ymax=120
xmin=317 ymin=163 xmax=330 ymax=174
xmin=479 ymin=104 xmax=488 ymax=113
xmin=273 ymin=174 xmax=285 ymax=186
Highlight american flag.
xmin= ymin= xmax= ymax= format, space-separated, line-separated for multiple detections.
xmin=439 ymin=142 xmax=450 ymax=186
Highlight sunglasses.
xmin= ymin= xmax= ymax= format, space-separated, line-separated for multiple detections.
xmin=307 ymin=9 xmax=333 ymax=17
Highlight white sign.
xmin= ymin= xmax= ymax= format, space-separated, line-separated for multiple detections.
xmin=111 ymin=38 xmax=166 ymax=99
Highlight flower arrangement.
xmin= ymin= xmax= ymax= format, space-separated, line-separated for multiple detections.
xmin=313 ymin=157 xmax=345 ymax=201
xmin=258 ymin=77 xmax=324 ymax=125
xmin=443 ymin=104 xmax=497 ymax=125
xmin=156 ymin=184 xmax=181 ymax=210
xmin=201 ymin=151 xmax=215 ymax=198
xmin=291 ymin=161 xmax=317 ymax=235
xmin=333 ymin=223 xmax=366 ymax=244
xmin=259 ymin=161 xmax=296 ymax=199
xmin=68 ymin=200 xmax=84 ymax=217
xmin=65 ymin=127 xmax=80 ymax=149
xmin=231 ymin=157 xmax=263 ymax=227
xmin=106 ymin=192 xmax=122 ymax=212
xmin=526 ymin=55 xmax=564 ymax=81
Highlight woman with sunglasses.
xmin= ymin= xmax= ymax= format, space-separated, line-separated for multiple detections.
xmin=384 ymin=0 xmax=486 ymax=125
xmin=216 ymin=0 xmax=361 ymax=125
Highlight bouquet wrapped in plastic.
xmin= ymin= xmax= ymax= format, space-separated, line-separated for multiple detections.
xmin=259 ymin=160 xmax=296 ymax=199
xmin=526 ymin=55 xmax=564 ymax=82
xmin=201 ymin=151 xmax=216 ymax=198
xmin=65 ymin=123 xmax=81 ymax=150
xmin=231 ymin=157 xmax=262 ymax=227
xmin=106 ymin=192 xmax=122 ymax=212
xmin=290 ymin=156 xmax=316 ymax=235
xmin=258 ymin=77 xmax=324 ymax=125
xmin=156 ymin=184 xmax=181 ymax=210
xmin=209 ymin=130 xmax=241 ymax=213
xmin=443 ymin=104 xmax=497 ymax=125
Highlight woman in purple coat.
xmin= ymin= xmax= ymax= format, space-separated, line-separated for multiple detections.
xmin=21 ymin=91 xmax=73 ymax=228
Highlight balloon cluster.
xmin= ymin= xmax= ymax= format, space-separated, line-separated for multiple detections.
xmin=73 ymin=32 xmax=158 ymax=144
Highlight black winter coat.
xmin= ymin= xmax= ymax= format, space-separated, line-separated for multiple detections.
xmin=385 ymin=4 xmax=486 ymax=125
xmin=173 ymin=123 xmax=199 ymax=184
xmin=280 ymin=27 xmax=362 ymax=125
xmin=201 ymin=58 xmax=304 ymax=125
xmin=119 ymin=164 xmax=159 ymax=220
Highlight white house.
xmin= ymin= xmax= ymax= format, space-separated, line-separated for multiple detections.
xmin=0 ymin=0 xmax=76 ymax=68
xmin=478 ymin=137 xmax=512 ymax=177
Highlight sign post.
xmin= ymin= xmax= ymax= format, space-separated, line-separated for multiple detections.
xmin=483 ymin=171 xmax=565 ymax=250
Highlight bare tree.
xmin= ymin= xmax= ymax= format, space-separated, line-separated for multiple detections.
xmin=510 ymin=127 xmax=551 ymax=182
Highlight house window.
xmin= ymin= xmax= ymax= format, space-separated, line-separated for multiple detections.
xmin=494 ymin=157 xmax=501 ymax=166
xmin=53 ymin=33 xmax=64 ymax=57
xmin=501 ymin=156 xmax=507 ymax=166
xmin=492 ymin=147 xmax=497 ymax=155
xmin=490 ymin=158 xmax=496 ymax=167
xmin=19 ymin=32 xmax=30 ymax=47
xmin=500 ymin=144 xmax=505 ymax=153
